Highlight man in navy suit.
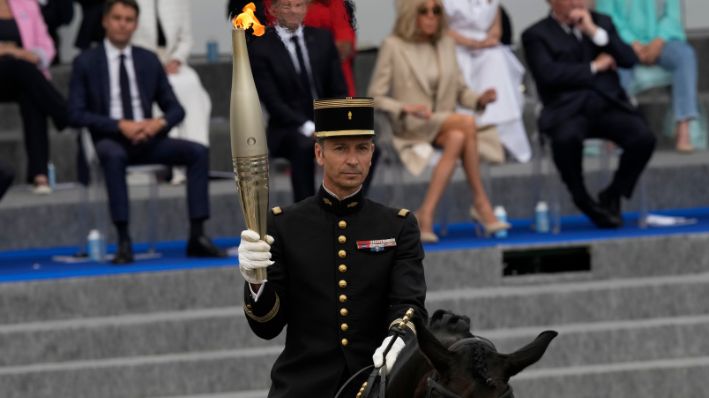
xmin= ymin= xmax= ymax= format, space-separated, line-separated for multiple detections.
xmin=248 ymin=0 xmax=348 ymax=203
xmin=522 ymin=0 xmax=656 ymax=229
xmin=68 ymin=0 xmax=223 ymax=264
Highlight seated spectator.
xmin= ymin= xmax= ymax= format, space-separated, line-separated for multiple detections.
xmin=596 ymin=0 xmax=701 ymax=153
xmin=68 ymin=0 xmax=224 ymax=264
xmin=74 ymin=0 xmax=105 ymax=50
xmin=368 ymin=0 xmax=509 ymax=242
xmin=444 ymin=0 xmax=531 ymax=162
xmin=132 ymin=0 xmax=212 ymax=185
xmin=0 ymin=0 xmax=67 ymax=194
xmin=231 ymin=0 xmax=357 ymax=97
xmin=0 ymin=159 xmax=13 ymax=202
xmin=248 ymin=0 xmax=348 ymax=203
xmin=522 ymin=0 xmax=656 ymax=228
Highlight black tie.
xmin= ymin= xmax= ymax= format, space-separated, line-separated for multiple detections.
xmin=291 ymin=35 xmax=313 ymax=99
xmin=119 ymin=53 xmax=134 ymax=120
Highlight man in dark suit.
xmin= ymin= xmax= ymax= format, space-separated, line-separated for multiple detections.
xmin=237 ymin=97 xmax=427 ymax=398
xmin=248 ymin=0 xmax=348 ymax=203
xmin=68 ymin=0 xmax=223 ymax=264
xmin=523 ymin=0 xmax=656 ymax=228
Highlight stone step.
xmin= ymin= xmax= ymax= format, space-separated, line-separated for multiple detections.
xmin=1 ymin=245 xmax=708 ymax=323
xmin=0 ymin=308 xmax=282 ymax=367
xmin=512 ymin=356 xmax=709 ymax=398
xmin=2 ymin=287 xmax=707 ymax=370
xmin=0 ymin=349 xmax=278 ymax=398
xmin=153 ymin=356 xmax=709 ymax=398
xmin=0 ymin=268 xmax=242 ymax=325
xmin=1 ymin=240 xmax=708 ymax=323
xmin=3 ymin=324 xmax=705 ymax=398
xmin=489 ymin=314 xmax=709 ymax=369
xmin=427 ymin=271 xmax=709 ymax=330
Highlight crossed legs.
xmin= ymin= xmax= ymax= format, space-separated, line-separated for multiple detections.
xmin=415 ymin=114 xmax=498 ymax=235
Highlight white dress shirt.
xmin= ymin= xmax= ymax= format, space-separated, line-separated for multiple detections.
xmin=104 ymin=39 xmax=145 ymax=121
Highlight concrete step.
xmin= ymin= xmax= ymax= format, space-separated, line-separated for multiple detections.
xmin=0 ymin=268 xmax=242 ymax=325
xmin=150 ymin=357 xmax=709 ymax=398
xmin=428 ymin=271 xmax=709 ymax=330
xmin=512 ymin=356 xmax=709 ymax=398
xmin=0 ymin=308 xmax=283 ymax=367
xmin=3 ymin=342 xmax=706 ymax=398
xmin=489 ymin=314 xmax=709 ymax=369
xmin=1 ymin=241 xmax=708 ymax=323
xmin=0 ymin=349 xmax=278 ymax=398
xmin=6 ymin=313 xmax=701 ymax=398
xmin=3 ymin=291 xmax=706 ymax=369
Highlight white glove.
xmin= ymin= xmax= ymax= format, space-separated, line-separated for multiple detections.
xmin=237 ymin=229 xmax=274 ymax=284
xmin=372 ymin=336 xmax=406 ymax=373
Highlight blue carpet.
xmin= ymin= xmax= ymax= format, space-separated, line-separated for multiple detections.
xmin=2 ymin=208 xmax=709 ymax=284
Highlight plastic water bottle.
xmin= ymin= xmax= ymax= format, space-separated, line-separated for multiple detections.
xmin=493 ymin=206 xmax=508 ymax=238
xmin=87 ymin=229 xmax=106 ymax=262
xmin=535 ymin=201 xmax=550 ymax=233
xmin=206 ymin=39 xmax=219 ymax=63
xmin=47 ymin=162 xmax=56 ymax=190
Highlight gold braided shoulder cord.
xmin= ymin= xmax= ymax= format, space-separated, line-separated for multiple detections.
xmin=244 ymin=294 xmax=281 ymax=323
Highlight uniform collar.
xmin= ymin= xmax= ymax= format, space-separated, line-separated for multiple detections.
xmin=318 ymin=185 xmax=364 ymax=216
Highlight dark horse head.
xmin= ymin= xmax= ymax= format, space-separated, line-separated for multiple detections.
xmin=385 ymin=310 xmax=558 ymax=398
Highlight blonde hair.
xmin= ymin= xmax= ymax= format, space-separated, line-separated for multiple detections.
xmin=393 ymin=0 xmax=448 ymax=43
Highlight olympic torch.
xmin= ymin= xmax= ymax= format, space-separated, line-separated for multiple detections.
xmin=230 ymin=4 xmax=268 ymax=281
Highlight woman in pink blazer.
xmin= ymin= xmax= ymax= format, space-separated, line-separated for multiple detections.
xmin=0 ymin=0 xmax=67 ymax=193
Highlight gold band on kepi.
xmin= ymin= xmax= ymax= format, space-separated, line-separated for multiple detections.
xmin=314 ymin=97 xmax=375 ymax=138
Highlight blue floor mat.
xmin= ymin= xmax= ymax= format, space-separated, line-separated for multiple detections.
xmin=2 ymin=208 xmax=709 ymax=283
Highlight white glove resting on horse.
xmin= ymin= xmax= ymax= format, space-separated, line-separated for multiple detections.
xmin=372 ymin=335 xmax=406 ymax=373
xmin=238 ymin=229 xmax=274 ymax=284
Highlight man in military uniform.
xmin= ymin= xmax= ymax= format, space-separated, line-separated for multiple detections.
xmin=238 ymin=97 xmax=427 ymax=397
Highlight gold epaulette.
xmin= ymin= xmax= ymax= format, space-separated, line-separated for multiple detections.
xmin=271 ymin=206 xmax=283 ymax=215
xmin=397 ymin=208 xmax=410 ymax=218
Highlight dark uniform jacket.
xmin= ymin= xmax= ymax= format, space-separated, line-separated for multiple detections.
xmin=522 ymin=12 xmax=638 ymax=132
xmin=243 ymin=186 xmax=428 ymax=398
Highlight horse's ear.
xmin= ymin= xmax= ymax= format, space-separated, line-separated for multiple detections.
xmin=503 ymin=330 xmax=558 ymax=378
xmin=416 ymin=317 xmax=455 ymax=373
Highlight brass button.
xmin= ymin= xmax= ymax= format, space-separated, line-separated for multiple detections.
xmin=341 ymin=323 xmax=349 ymax=331
xmin=338 ymin=264 xmax=347 ymax=273
xmin=339 ymin=279 xmax=347 ymax=288
xmin=338 ymin=235 xmax=347 ymax=244
xmin=338 ymin=220 xmax=347 ymax=229
xmin=338 ymin=250 xmax=347 ymax=258
xmin=341 ymin=338 xmax=349 ymax=346
xmin=339 ymin=294 xmax=347 ymax=303
xmin=340 ymin=307 xmax=349 ymax=316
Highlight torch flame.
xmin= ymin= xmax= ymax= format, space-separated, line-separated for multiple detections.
xmin=232 ymin=2 xmax=265 ymax=36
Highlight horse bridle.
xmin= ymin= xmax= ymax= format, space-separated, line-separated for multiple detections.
xmin=423 ymin=337 xmax=515 ymax=398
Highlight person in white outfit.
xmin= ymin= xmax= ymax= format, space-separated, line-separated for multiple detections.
xmin=444 ymin=0 xmax=531 ymax=162
xmin=132 ymin=0 xmax=212 ymax=184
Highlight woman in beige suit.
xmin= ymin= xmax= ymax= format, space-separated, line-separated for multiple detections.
xmin=368 ymin=0 xmax=509 ymax=242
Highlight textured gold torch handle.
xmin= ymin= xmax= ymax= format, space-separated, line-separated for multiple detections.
xmin=234 ymin=154 xmax=270 ymax=282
